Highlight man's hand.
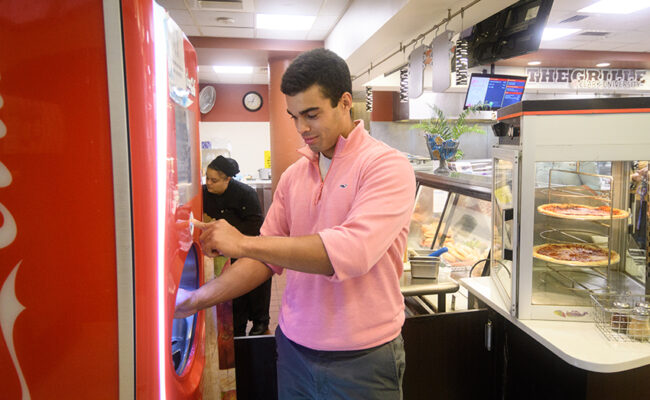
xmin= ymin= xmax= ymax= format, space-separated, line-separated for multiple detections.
xmin=174 ymin=288 xmax=197 ymax=319
xmin=192 ymin=218 xmax=246 ymax=259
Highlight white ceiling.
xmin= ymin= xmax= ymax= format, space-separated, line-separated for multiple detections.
xmin=158 ymin=0 xmax=349 ymax=40
xmin=156 ymin=0 xmax=650 ymax=87
xmin=541 ymin=0 xmax=650 ymax=52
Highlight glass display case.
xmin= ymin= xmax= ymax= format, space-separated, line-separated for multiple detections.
xmin=408 ymin=170 xmax=492 ymax=278
xmin=493 ymin=98 xmax=650 ymax=321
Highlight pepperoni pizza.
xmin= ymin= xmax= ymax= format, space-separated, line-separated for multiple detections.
xmin=537 ymin=203 xmax=629 ymax=220
xmin=533 ymin=243 xmax=620 ymax=266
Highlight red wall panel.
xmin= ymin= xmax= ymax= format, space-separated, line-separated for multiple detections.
xmin=371 ymin=90 xmax=396 ymax=121
xmin=200 ymin=83 xmax=270 ymax=122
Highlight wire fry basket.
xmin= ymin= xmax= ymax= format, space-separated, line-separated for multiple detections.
xmin=591 ymin=293 xmax=650 ymax=342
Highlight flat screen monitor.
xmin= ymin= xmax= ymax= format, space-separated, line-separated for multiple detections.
xmin=463 ymin=73 xmax=527 ymax=110
xmin=464 ymin=0 xmax=554 ymax=68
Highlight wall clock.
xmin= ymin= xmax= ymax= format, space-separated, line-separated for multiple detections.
xmin=242 ymin=91 xmax=263 ymax=112
xmin=199 ymin=85 xmax=216 ymax=114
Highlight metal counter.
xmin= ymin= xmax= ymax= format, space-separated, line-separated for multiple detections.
xmin=400 ymin=270 xmax=460 ymax=312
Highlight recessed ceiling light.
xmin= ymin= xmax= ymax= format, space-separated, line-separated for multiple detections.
xmin=596 ymin=62 xmax=611 ymax=67
xmin=579 ymin=0 xmax=650 ymax=14
xmin=256 ymin=14 xmax=316 ymax=31
xmin=212 ymin=66 xmax=254 ymax=74
xmin=542 ymin=28 xmax=581 ymax=41
xmin=528 ymin=61 xmax=542 ymax=66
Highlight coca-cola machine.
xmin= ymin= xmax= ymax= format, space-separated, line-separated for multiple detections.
xmin=0 ymin=0 xmax=206 ymax=398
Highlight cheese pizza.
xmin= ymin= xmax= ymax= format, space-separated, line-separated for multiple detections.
xmin=537 ymin=203 xmax=629 ymax=220
xmin=532 ymin=243 xmax=620 ymax=266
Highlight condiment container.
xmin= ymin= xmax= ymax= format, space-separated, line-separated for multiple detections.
xmin=408 ymin=250 xmax=440 ymax=279
xmin=610 ymin=301 xmax=631 ymax=334
xmin=636 ymin=301 xmax=650 ymax=310
xmin=628 ymin=306 xmax=650 ymax=342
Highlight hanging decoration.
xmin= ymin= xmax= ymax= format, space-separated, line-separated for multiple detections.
xmin=455 ymin=39 xmax=469 ymax=85
xmin=399 ymin=67 xmax=409 ymax=103
xmin=365 ymin=86 xmax=373 ymax=112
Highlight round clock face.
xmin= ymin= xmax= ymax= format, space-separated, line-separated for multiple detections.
xmin=243 ymin=91 xmax=263 ymax=112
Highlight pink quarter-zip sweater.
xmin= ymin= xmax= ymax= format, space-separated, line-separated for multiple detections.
xmin=260 ymin=120 xmax=416 ymax=351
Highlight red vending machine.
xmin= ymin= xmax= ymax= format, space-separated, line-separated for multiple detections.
xmin=0 ymin=0 xmax=205 ymax=398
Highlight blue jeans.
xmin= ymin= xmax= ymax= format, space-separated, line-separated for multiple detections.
xmin=275 ymin=326 xmax=405 ymax=400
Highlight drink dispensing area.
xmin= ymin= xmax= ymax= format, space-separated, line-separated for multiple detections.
xmin=0 ymin=0 xmax=206 ymax=398
xmin=2 ymin=1 xmax=650 ymax=400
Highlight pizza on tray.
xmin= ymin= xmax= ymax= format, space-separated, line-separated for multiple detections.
xmin=532 ymin=243 xmax=620 ymax=267
xmin=537 ymin=203 xmax=629 ymax=220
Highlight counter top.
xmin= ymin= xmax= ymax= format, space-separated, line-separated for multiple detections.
xmin=415 ymin=171 xmax=491 ymax=201
xmin=242 ymin=179 xmax=271 ymax=187
xmin=400 ymin=270 xmax=459 ymax=297
xmin=460 ymin=277 xmax=650 ymax=373
xmin=400 ymin=267 xmax=460 ymax=313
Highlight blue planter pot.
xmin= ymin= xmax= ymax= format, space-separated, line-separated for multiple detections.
xmin=424 ymin=134 xmax=459 ymax=174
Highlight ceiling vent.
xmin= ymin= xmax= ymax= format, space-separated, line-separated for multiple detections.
xmin=560 ymin=15 xmax=589 ymax=24
xmin=195 ymin=0 xmax=243 ymax=10
xmin=579 ymin=31 xmax=610 ymax=36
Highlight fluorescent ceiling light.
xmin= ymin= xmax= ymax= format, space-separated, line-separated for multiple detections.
xmin=596 ymin=62 xmax=611 ymax=67
xmin=528 ymin=61 xmax=542 ymax=65
xmin=542 ymin=28 xmax=581 ymax=41
xmin=579 ymin=0 xmax=650 ymax=14
xmin=213 ymin=66 xmax=254 ymax=74
xmin=256 ymin=14 xmax=316 ymax=31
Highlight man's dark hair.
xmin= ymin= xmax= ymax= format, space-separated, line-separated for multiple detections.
xmin=281 ymin=48 xmax=352 ymax=108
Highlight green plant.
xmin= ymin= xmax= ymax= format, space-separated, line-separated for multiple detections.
xmin=414 ymin=103 xmax=487 ymax=161
xmin=415 ymin=103 xmax=486 ymax=141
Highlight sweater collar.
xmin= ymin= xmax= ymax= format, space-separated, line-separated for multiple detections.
xmin=297 ymin=119 xmax=367 ymax=162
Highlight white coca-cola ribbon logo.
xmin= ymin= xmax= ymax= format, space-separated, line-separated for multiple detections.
xmin=0 ymin=77 xmax=31 ymax=399
xmin=0 ymin=262 xmax=29 ymax=400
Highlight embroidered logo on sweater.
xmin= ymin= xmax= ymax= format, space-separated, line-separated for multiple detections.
xmin=339 ymin=184 xmax=348 ymax=188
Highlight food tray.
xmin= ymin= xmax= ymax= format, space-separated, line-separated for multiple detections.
xmin=591 ymin=293 xmax=650 ymax=342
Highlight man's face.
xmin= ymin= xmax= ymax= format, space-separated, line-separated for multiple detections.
xmin=285 ymin=84 xmax=352 ymax=159
xmin=205 ymin=168 xmax=230 ymax=195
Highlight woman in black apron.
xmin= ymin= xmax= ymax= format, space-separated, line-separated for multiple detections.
xmin=203 ymin=155 xmax=271 ymax=336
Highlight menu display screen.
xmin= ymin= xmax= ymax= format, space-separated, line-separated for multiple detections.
xmin=463 ymin=73 xmax=527 ymax=110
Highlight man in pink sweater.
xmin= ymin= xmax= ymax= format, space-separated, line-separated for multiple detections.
xmin=176 ymin=48 xmax=416 ymax=399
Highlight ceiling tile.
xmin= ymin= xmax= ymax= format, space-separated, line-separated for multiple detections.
xmin=255 ymin=0 xmax=322 ymax=15
xmin=311 ymin=15 xmax=338 ymax=30
xmin=168 ymin=10 xmax=195 ymax=25
xmin=540 ymin=40 xmax=588 ymax=50
xmin=255 ymin=29 xmax=308 ymax=40
xmin=605 ymin=31 xmax=648 ymax=44
xmin=319 ymin=0 xmax=350 ymax=16
xmin=548 ymin=0 xmax=595 ymax=13
xmin=196 ymin=48 xmax=270 ymax=66
xmin=307 ymin=29 xmax=331 ymax=40
xmin=193 ymin=10 xmax=254 ymax=27
xmin=157 ymin=0 xmax=188 ymax=11
xmin=615 ymin=43 xmax=650 ymax=52
xmin=180 ymin=24 xmax=201 ymax=36
xmin=188 ymin=0 xmax=255 ymax=12
xmin=201 ymin=26 xmax=255 ymax=38
xmin=251 ymin=73 xmax=270 ymax=84
xmin=575 ymin=41 xmax=631 ymax=51
xmin=547 ymin=10 xmax=582 ymax=25
xmin=576 ymin=14 xmax=636 ymax=32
